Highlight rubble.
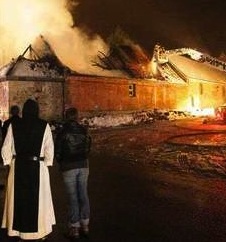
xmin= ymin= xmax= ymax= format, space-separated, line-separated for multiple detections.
xmin=80 ymin=109 xmax=191 ymax=129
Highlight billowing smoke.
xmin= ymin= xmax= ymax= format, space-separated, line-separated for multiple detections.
xmin=0 ymin=0 xmax=123 ymax=76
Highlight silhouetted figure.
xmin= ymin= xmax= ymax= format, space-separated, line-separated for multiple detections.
xmin=0 ymin=120 xmax=4 ymax=191
xmin=2 ymin=105 xmax=21 ymax=142
xmin=0 ymin=118 xmax=2 ymax=148
xmin=55 ymin=107 xmax=91 ymax=239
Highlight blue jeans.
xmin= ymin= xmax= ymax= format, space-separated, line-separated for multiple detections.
xmin=62 ymin=168 xmax=90 ymax=228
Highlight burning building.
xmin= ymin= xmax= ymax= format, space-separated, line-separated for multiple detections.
xmin=1 ymin=39 xmax=226 ymax=121
xmin=68 ymin=44 xmax=226 ymax=117
xmin=0 ymin=40 xmax=70 ymax=121
xmin=0 ymin=1 xmax=226 ymax=122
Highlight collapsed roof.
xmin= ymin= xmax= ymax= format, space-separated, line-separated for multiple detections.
xmin=94 ymin=44 xmax=152 ymax=79
xmin=0 ymin=36 xmax=72 ymax=80
xmin=1 ymin=31 xmax=226 ymax=83
xmin=94 ymin=40 xmax=226 ymax=83
xmin=155 ymin=46 xmax=226 ymax=83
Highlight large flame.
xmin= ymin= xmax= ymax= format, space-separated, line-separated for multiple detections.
xmin=0 ymin=0 xmax=113 ymax=75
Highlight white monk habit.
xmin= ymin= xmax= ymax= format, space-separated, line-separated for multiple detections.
xmin=1 ymin=123 xmax=56 ymax=240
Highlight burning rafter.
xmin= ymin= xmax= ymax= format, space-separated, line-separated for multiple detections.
xmin=21 ymin=45 xmax=40 ymax=60
xmin=93 ymin=44 xmax=152 ymax=78
xmin=93 ymin=28 xmax=152 ymax=78
xmin=1 ymin=35 xmax=73 ymax=77
xmin=30 ymin=35 xmax=72 ymax=75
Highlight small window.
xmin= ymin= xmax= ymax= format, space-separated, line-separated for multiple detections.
xmin=129 ymin=84 xmax=136 ymax=97
xmin=223 ymin=86 xmax=226 ymax=97
xmin=199 ymin=83 xmax=203 ymax=95
xmin=191 ymin=96 xmax=194 ymax=107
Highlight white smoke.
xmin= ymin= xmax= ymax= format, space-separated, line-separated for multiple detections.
xmin=0 ymin=0 xmax=124 ymax=76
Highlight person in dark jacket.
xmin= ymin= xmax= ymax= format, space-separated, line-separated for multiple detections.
xmin=55 ymin=107 xmax=91 ymax=239
xmin=2 ymin=105 xmax=21 ymax=142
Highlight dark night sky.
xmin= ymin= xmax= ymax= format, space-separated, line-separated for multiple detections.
xmin=69 ymin=0 xmax=226 ymax=57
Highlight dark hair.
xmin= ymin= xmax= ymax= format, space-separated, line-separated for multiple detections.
xmin=22 ymin=99 xmax=39 ymax=119
xmin=65 ymin=107 xmax=78 ymax=121
xmin=10 ymin=105 xmax=20 ymax=116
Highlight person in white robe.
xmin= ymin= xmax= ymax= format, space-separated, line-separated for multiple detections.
xmin=1 ymin=99 xmax=56 ymax=241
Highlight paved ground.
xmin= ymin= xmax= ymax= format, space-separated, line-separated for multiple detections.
xmin=1 ymin=119 xmax=226 ymax=242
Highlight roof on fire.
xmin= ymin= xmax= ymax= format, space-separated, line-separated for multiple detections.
xmin=168 ymin=54 xmax=226 ymax=83
xmin=0 ymin=37 xmax=72 ymax=81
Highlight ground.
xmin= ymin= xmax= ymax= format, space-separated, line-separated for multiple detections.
xmin=1 ymin=118 xmax=226 ymax=242
xmin=91 ymin=118 xmax=226 ymax=178
xmin=86 ymin=118 xmax=226 ymax=242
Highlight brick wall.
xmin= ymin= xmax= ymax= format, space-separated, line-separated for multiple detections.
xmin=1 ymin=75 xmax=225 ymax=121
xmin=66 ymin=76 xmax=189 ymax=112
xmin=66 ymin=76 xmax=226 ymax=114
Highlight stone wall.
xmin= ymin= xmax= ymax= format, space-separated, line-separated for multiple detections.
xmin=0 ymin=81 xmax=9 ymax=120
xmin=1 ymin=79 xmax=64 ymax=121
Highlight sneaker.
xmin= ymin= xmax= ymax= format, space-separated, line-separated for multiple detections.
xmin=68 ymin=227 xmax=80 ymax=239
xmin=81 ymin=225 xmax=89 ymax=237
xmin=35 ymin=237 xmax=49 ymax=242
xmin=39 ymin=236 xmax=48 ymax=241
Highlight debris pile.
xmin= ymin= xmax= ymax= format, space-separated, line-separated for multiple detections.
xmin=80 ymin=109 xmax=191 ymax=129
